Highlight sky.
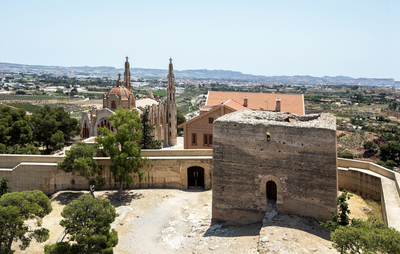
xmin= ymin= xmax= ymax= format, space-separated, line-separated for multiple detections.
xmin=1 ymin=0 xmax=399 ymax=80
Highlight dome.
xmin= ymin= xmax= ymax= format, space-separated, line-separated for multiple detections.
xmin=106 ymin=86 xmax=132 ymax=100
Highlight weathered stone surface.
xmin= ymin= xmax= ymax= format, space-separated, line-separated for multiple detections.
xmin=212 ymin=111 xmax=337 ymax=224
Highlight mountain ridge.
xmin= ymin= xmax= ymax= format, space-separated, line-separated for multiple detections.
xmin=0 ymin=62 xmax=397 ymax=86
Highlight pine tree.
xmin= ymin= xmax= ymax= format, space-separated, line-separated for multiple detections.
xmin=95 ymin=108 xmax=148 ymax=201
xmin=140 ymin=106 xmax=162 ymax=149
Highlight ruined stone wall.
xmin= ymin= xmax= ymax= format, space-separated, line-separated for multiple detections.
xmin=212 ymin=111 xmax=338 ymax=224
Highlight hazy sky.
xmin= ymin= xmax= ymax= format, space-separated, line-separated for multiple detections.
xmin=1 ymin=0 xmax=399 ymax=80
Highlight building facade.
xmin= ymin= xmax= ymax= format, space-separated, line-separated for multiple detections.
xmin=80 ymin=57 xmax=177 ymax=147
xmin=178 ymin=91 xmax=305 ymax=149
xmin=212 ymin=110 xmax=338 ymax=224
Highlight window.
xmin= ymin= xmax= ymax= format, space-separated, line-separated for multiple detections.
xmin=204 ymin=134 xmax=213 ymax=146
xmin=192 ymin=133 xmax=197 ymax=145
xmin=209 ymin=117 xmax=214 ymax=124
xmin=111 ymin=100 xmax=116 ymax=109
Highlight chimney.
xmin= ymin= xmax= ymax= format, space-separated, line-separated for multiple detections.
xmin=243 ymin=96 xmax=248 ymax=107
xmin=275 ymin=98 xmax=281 ymax=112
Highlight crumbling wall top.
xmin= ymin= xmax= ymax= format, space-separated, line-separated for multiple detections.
xmin=215 ymin=110 xmax=336 ymax=130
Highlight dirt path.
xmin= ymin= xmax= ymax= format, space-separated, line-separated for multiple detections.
xmin=116 ymin=190 xmax=200 ymax=253
xmin=15 ymin=189 xmax=342 ymax=254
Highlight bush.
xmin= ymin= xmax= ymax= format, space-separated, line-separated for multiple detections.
xmin=338 ymin=151 xmax=354 ymax=159
xmin=363 ymin=141 xmax=377 ymax=151
xmin=331 ymin=216 xmax=400 ymax=254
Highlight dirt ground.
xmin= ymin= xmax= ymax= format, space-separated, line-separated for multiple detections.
xmin=14 ymin=189 xmax=380 ymax=254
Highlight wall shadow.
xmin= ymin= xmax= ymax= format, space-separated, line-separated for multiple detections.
xmin=203 ymin=223 xmax=262 ymax=238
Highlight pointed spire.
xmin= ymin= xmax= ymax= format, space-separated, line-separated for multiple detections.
xmin=124 ymin=56 xmax=132 ymax=92
xmin=167 ymin=58 xmax=175 ymax=104
xmin=116 ymin=73 xmax=122 ymax=87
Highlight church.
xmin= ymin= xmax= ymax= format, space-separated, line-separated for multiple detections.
xmin=80 ymin=57 xmax=177 ymax=147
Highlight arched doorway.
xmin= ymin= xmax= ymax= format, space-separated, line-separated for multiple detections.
xmin=187 ymin=166 xmax=204 ymax=188
xmin=266 ymin=181 xmax=277 ymax=200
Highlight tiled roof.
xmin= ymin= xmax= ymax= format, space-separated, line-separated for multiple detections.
xmin=206 ymin=91 xmax=304 ymax=115
xmin=178 ymin=102 xmax=245 ymax=128
xmin=106 ymin=86 xmax=131 ymax=100
xmin=223 ymin=99 xmax=248 ymax=110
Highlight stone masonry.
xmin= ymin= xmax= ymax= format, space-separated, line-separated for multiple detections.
xmin=212 ymin=110 xmax=338 ymax=224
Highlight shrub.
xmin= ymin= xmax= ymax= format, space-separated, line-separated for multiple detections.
xmin=338 ymin=151 xmax=354 ymax=159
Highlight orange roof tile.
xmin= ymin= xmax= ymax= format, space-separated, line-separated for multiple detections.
xmin=206 ymin=91 xmax=304 ymax=115
xmin=106 ymin=86 xmax=131 ymax=100
xmin=223 ymin=99 xmax=248 ymax=110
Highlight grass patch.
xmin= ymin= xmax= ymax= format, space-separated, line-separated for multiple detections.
xmin=340 ymin=191 xmax=382 ymax=221
xmin=135 ymin=90 xmax=167 ymax=98
xmin=4 ymin=103 xmax=41 ymax=113
xmin=0 ymin=94 xmax=70 ymax=101
xmin=335 ymin=113 xmax=356 ymax=118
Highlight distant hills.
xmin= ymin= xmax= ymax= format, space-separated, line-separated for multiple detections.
xmin=0 ymin=62 xmax=397 ymax=87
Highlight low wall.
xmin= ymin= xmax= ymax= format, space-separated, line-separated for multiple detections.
xmin=338 ymin=168 xmax=382 ymax=200
xmin=0 ymin=150 xmax=212 ymax=195
xmin=338 ymin=158 xmax=396 ymax=180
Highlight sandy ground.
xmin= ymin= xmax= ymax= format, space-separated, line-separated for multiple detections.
xmin=12 ymin=189 xmax=344 ymax=254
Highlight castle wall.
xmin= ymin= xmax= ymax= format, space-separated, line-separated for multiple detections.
xmin=212 ymin=111 xmax=338 ymax=224
xmin=0 ymin=150 xmax=212 ymax=195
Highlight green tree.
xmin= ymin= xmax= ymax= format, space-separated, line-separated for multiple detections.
xmin=58 ymin=141 xmax=104 ymax=198
xmin=363 ymin=141 xmax=377 ymax=151
xmin=0 ymin=190 xmax=52 ymax=253
xmin=95 ymin=108 xmax=148 ymax=201
xmin=177 ymin=109 xmax=186 ymax=133
xmin=378 ymin=141 xmax=400 ymax=166
xmin=0 ymin=177 xmax=12 ymax=198
xmin=30 ymin=105 xmax=79 ymax=154
xmin=140 ymin=106 xmax=162 ymax=149
xmin=70 ymin=88 xmax=78 ymax=96
xmin=44 ymin=195 xmax=118 ymax=254
xmin=320 ymin=190 xmax=352 ymax=231
xmin=0 ymin=105 xmax=32 ymax=147
xmin=331 ymin=216 xmax=400 ymax=254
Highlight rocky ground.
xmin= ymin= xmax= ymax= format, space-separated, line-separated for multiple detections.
xmin=14 ymin=189 xmax=377 ymax=254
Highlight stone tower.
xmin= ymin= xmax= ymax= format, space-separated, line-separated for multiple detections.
xmin=124 ymin=56 xmax=132 ymax=92
xmin=166 ymin=58 xmax=177 ymax=146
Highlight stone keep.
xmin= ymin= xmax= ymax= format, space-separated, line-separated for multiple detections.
xmin=212 ymin=110 xmax=338 ymax=224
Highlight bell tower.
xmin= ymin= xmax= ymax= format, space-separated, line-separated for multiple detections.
xmin=166 ymin=58 xmax=177 ymax=146
xmin=124 ymin=56 xmax=132 ymax=92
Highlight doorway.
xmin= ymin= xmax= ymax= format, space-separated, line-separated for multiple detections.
xmin=187 ymin=166 xmax=204 ymax=188
xmin=266 ymin=181 xmax=277 ymax=200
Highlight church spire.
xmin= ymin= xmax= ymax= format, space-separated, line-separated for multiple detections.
xmin=166 ymin=58 xmax=177 ymax=146
xmin=167 ymin=58 xmax=175 ymax=104
xmin=124 ymin=56 xmax=132 ymax=92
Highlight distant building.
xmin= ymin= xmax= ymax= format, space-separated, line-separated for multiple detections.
xmin=178 ymin=91 xmax=304 ymax=149
xmin=80 ymin=57 xmax=177 ymax=147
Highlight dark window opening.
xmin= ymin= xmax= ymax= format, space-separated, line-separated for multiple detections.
xmin=187 ymin=166 xmax=204 ymax=188
xmin=209 ymin=117 xmax=214 ymax=124
xmin=204 ymin=134 xmax=213 ymax=146
xmin=192 ymin=133 xmax=197 ymax=145
xmin=266 ymin=181 xmax=277 ymax=199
